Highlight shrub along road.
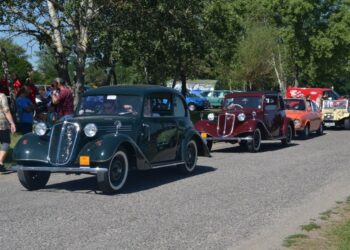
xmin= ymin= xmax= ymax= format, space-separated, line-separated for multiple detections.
xmin=1 ymin=130 xmax=350 ymax=249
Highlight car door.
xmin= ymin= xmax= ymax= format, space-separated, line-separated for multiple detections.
xmin=139 ymin=93 xmax=179 ymax=164
xmin=309 ymin=100 xmax=322 ymax=131
xmin=264 ymin=95 xmax=283 ymax=137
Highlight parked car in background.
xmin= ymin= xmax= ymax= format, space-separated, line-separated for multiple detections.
xmin=284 ymin=98 xmax=323 ymax=138
xmin=12 ymin=85 xmax=211 ymax=194
xmin=195 ymin=92 xmax=294 ymax=152
xmin=200 ymin=90 xmax=232 ymax=108
xmin=186 ymin=93 xmax=210 ymax=111
xmin=322 ymin=99 xmax=350 ymax=129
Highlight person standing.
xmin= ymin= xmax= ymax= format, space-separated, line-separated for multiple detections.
xmin=0 ymin=92 xmax=16 ymax=172
xmin=51 ymin=78 xmax=74 ymax=120
xmin=16 ymin=87 xmax=34 ymax=134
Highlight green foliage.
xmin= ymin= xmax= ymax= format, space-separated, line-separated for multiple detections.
xmin=0 ymin=38 xmax=32 ymax=81
xmin=283 ymin=234 xmax=308 ymax=247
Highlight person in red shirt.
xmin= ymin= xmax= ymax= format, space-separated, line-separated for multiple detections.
xmin=51 ymin=78 xmax=74 ymax=120
xmin=24 ymin=77 xmax=38 ymax=105
xmin=12 ymin=73 xmax=22 ymax=96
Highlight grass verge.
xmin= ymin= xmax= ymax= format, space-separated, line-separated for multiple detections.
xmin=283 ymin=196 xmax=350 ymax=249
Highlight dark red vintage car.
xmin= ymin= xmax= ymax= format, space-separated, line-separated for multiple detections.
xmin=195 ymin=92 xmax=295 ymax=152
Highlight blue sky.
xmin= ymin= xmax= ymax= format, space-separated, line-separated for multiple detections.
xmin=0 ymin=32 xmax=39 ymax=69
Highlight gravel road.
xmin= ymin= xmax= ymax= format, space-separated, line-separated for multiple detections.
xmin=1 ymin=130 xmax=350 ymax=250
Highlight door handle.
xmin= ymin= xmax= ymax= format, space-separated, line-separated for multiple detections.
xmin=142 ymin=123 xmax=150 ymax=141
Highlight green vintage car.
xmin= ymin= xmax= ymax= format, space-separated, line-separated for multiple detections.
xmin=322 ymin=99 xmax=350 ymax=129
xmin=12 ymin=85 xmax=210 ymax=194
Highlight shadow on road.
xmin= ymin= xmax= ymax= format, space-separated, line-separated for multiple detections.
xmin=41 ymin=165 xmax=216 ymax=195
xmin=211 ymin=142 xmax=298 ymax=153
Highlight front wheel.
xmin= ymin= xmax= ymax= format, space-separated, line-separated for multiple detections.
xmin=17 ymin=170 xmax=50 ymax=190
xmin=316 ymin=122 xmax=324 ymax=135
xmin=247 ymin=128 xmax=261 ymax=153
xmin=179 ymin=140 xmax=198 ymax=173
xmin=97 ymin=150 xmax=129 ymax=194
xmin=281 ymin=125 xmax=292 ymax=146
xmin=301 ymin=124 xmax=310 ymax=139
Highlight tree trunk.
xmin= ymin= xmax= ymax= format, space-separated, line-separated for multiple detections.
xmin=294 ymin=64 xmax=299 ymax=87
xmin=180 ymin=69 xmax=187 ymax=97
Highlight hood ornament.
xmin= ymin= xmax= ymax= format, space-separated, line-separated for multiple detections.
xmin=114 ymin=120 xmax=122 ymax=136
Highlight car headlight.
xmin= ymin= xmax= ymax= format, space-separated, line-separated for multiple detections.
xmin=84 ymin=123 xmax=98 ymax=137
xmin=237 ymin=113 xmax=246 ymax=122
xmin=34 ymin=122 xmax=47 ymax=136
xmin=294 ymin=119 xmax=301 ymax=128
xmin=207 ymin=113 xmax=215 ymax=121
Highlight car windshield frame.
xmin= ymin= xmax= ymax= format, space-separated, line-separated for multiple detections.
xmin=284 ymin=99 xmax=306 ymax=111
xmin=223 ymin=96 xmax=262 ymax=110
xmin=322 ymin=99 xmax=349 ymax=110
xmin=75 ymin=94 xmax=142 ymax=117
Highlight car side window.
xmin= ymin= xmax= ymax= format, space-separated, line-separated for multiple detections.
xmin=310 ymin=101 xmax=318 ymax=112
xmin=174 ymin=95 xmax=186 ymax=117
xmin=144 ymin=93 xmax=173 ymax=117
xmin=265 ymin=96 xmax=279 ymax=111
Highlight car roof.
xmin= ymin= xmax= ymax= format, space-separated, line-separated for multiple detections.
xmin=225 ymin=91 xmax=280 ymax=98
xmin=83 ymin=85 xmax=181 ymax=96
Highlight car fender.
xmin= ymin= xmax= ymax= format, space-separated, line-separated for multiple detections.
xmin=282 ymin=117 xmax=295 ymax=136
xmin=181 ymin=129 xmax=211 ymax=158
xmin=194 ymin=120 xmax=217 ymax=136
xmin=13 ymin=133 xmax=50 ymax=163
xmin=78 ymin=133 xmax=151 ymax=169
xmin=236 ymin=118 xmax=272 ymax=137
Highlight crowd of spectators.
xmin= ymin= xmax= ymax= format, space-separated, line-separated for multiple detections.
xmin=0 ymin=74 xmax=74 ymax=135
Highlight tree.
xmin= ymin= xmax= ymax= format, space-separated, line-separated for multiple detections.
xmin=0 ymin=38 xmax=32 ymax=82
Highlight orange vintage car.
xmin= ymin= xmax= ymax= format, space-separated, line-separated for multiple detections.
xmin=284 ymin=98 xmax=323 ymax=138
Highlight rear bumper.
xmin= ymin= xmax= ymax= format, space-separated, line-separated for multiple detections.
xmin=11 ymin=165 xmax=107 ymax=174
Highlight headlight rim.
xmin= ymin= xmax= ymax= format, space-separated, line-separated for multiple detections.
xmin=34 ymin=122 xmax=48 ymax=136
xmin=207 ymin=113 xmax=215 ymax=121
xmin=237 ymin=112 xmax=246 ymax=122
xmin=84 ymin=123 xmax=98 ymax=137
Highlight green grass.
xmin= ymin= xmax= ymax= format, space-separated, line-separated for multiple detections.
xmin=333 ymin=221 xmax=350 ymax=250
xmin=283 ymin=234 xmax=308 ymax=247
xmin=320 ymin=210 xmax=332 ymax=220
xmin=301 ymin=222 xmax=321 ymax=232
xmin=4 ymin=133 xmax=22 ymax=164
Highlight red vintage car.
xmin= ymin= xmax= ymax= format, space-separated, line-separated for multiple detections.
xmin=195 ymin=92 xmax=295 ymax=152
xmin=284 ymin=98 xmax=323 ymax=138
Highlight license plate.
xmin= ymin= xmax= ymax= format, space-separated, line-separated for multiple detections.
xmin=324 ymin=122 xmax=335 ymax=127
xmin=79 ymin=156 xmax=90 ymax=166
xmin=201 ymin=132 xmax=207 ymax=139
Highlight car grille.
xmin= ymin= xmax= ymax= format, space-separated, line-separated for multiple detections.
xmin=48 ymin=122 xmax=80 ymax=165
xmin=324 ymin=113 xmax=334 ymax=120
xmin=217 ymin=113 xmax=235 ymax=137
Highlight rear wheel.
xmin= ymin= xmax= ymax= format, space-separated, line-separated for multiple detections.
xmin=17 ymin=170 xmax=50 ymax=190
xmin=344 ymin=118 xmax=350 ymax=130
xmin=97 ymin=150 xmax=129 ymax=194
xmin=247 ymin=128 xmax=261 ymax=153
xmin=179 ymin=140 xmax=198 ymax=173
xmin=281 ymin=125 xmax=292 ymax=146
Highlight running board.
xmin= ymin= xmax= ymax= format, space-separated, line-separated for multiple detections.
xmin=151 ymin=161 xmax=185 ymax=169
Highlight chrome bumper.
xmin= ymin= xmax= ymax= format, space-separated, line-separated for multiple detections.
xmin=205 ymin=136 xmax=253 ymax=142
xmin=11 ymin=165 xmax=108 ymax=174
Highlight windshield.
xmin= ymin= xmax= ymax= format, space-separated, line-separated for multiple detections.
xmin=224 ymin=96 xmax=262 ymax=109
xmin=285 ymin=99 xmax=306 ymax=111
xmin=322 ymin=100 xmax=348 ymax=110
xmin=76 ymin=94 xmax=142 ymax=116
